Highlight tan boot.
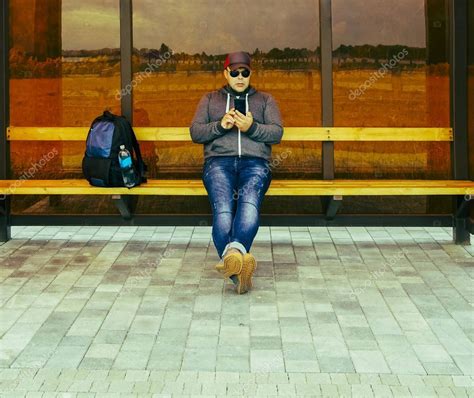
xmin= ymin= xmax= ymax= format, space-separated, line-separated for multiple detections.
xmin=236 ymin=253 xmax=257 ymax=294
xmin=215 ymin=251 xmax=243 ymax=278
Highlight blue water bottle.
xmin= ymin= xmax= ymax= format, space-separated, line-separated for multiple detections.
xmin=118 ymin=145 xmax=136 ymax=188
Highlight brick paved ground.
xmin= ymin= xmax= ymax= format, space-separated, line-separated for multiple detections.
xmin=0 ymin=226 xmax=473 ymax=397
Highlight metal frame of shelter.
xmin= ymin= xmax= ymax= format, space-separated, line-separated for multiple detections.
xmin=0 ymin=0 xmax=472 ymax=243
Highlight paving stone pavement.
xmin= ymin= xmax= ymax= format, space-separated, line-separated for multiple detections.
xmin=0 ymin=225 xmax=473 ymax=397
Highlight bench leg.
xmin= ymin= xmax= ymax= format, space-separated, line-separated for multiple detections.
xmin=111 ymin=195 xmax=137 ymax=220
xmin=323 ymin=195 xmax=343 ymax=220
xmin=453 ymin=195 xmax=471 ymax=245
xmin=0 ymin=196 xmax=11 ymax=242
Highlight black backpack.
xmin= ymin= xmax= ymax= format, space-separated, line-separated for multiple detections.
xmin=82 ymin=111 xmax=148 ymax=188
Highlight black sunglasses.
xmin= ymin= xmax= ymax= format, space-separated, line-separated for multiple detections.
xmin=229 ymin=68 xmax=251 ymax=78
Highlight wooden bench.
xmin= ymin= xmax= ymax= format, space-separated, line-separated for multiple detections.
xmin=1 ymin=126 xmax=473 ymax=244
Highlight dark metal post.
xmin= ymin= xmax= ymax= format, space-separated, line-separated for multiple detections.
xmin=469 ymin=0 xmax=474 ymax=235
xmin=120 ymin=0 xmax=133 ymax=123
xmin=319 ymin=0 xmax=334 ymax=179
xmin=0 ymin=0 xmax=11 ymax=242
xmin=449 ymin=0 xmax=470 ymax=244
xmin=319 ymin=0 xmax=342 ymax=218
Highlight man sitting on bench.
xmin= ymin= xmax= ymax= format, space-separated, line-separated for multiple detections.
xmin=190 ymin=51 xmax=284 ymax=294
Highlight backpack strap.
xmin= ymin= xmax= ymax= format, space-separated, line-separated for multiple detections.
xmin=102 ymin=110 xmax=115 ymax=119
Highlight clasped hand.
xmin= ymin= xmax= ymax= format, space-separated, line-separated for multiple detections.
xmin=220 ymin=109 xmax=253 ymax=133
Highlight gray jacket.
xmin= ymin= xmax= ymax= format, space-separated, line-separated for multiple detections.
xmin=190 ymin=85 xmax=283 ymax=161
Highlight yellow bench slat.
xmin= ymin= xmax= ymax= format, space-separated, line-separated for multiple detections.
xmin=0 ymin=179 xmax=472 ymax=196
xmin=7 ymin=127 xmax=453 ymax=142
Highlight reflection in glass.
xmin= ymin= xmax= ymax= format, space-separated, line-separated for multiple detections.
xmin=10 ymin=0 xmax=121 ymax=127
xmin=332 ymin=0 xmax=449 ymax=128
xmin=331 ymin=0 xmax=452 ymax=215
xmin=9 ymin=0 xmax=121 ymax=215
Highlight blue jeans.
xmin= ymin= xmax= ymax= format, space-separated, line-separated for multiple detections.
xmin=202 ymin=156 xmax=272 ymax=259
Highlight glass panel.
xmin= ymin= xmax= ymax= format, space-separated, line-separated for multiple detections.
xmin=332 ymin=0 xmax=449 ymax=128
xmin=332 ymin=0 xmax=451 ymax=215
xmin=9 ymin=0 xmax=121 ymax=127
xmin=9 ymin=0 xmax=121 ymax=215
xmin=133 ymin=0 xmax=321 ymax=215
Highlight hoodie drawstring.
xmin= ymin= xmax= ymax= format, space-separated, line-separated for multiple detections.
xmin=239 ymin=93 xmax=249 ymax=158
xmin=226 ymin=92 xmax=249 ymax=158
